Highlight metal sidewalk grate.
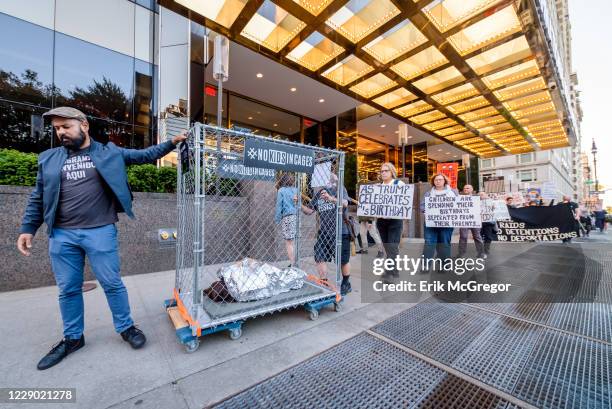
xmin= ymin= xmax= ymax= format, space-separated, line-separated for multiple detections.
xmin=453 ymin=317 xmax=543 ymax=392
xmin=416 ymin=374 xmax=520 ymax=409
xmin=212 ymin=332 xmax=519 ymax=409
xmin=371 ymin=302 xmax=498 ymax=365
xmin=373 ymin=301 xmax=611 ymax=409
xmin=213 ymin=332 xmax=447 ymax=409
xmin=547 ymin=302 xmax=612 ymax=343
xmin=513 ymin=330 xmax=612 ymax=409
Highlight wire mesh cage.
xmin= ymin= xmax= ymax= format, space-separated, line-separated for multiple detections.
xmin=174 ymin=123 xmax=346 ymax=336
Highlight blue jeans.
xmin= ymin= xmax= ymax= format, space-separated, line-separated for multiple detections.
xmin=49 ymin=224 xmax=133 ymax=339
xmin=423 ymin=226 xmax=454 ymax=260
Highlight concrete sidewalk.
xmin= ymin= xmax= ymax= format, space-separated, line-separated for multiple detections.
xmin=2 ymin=232 xmax=606 ymax=409
xmin=0 ymin=250 xmax=419 ymax=409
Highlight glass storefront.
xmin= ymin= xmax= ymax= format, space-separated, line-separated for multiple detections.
xmin=0 ymin=10 xmax=157 ymax=153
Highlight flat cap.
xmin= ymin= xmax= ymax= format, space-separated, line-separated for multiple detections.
xmin=42 ymin=106 xmax=88 ymax=122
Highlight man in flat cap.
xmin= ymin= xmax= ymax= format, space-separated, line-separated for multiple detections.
xmin=17 ymin=107 xmax=186 ymax=370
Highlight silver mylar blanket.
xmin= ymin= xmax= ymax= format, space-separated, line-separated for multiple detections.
xmin=217 ymin=258 xmax=306 ymax=302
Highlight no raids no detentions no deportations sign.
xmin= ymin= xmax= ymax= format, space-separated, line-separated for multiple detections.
xmin=243 ymin=138 xmax=315 ymax=174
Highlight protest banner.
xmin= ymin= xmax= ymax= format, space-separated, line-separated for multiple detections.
xmin=218 ymin=159 xmax=275 ymax=181
xmin=481 ymin=199 xmax=511 ymax=222
xmin=357 ymin=184 xmax=414 ymax=219
xmin=425 ymin=195 xmax=481 ymax=228
xmin=497 ymin=205 xmax=578 ymax=242
xmin=436 ymin=163 xmax=458 ymax=189
xmin=244 ymin=138 xmax=315 ymax=173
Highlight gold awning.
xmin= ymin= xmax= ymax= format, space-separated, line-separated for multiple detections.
xmin=161 ymin=0 xmax=574 ymax=157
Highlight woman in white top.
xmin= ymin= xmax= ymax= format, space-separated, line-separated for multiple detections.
xmin=420 ymin=173 xmax=458 ymax=264
xmin=376 ymin=163 xmax=406 ymax=278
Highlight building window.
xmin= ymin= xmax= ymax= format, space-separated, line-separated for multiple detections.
xmin=54 ymin=32 xmax=134 ymax=123
xmin=517 ymin=152 xmax=535 ymax=164
xmin=517 ymin=169 xmax=537 ymax=182
xmin=0 ymin=13 xmax=54 ymax=107
xmin=480 ymin=158 xmax=494 ymax=168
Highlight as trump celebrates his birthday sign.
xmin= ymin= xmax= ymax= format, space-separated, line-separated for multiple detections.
xmin=357 ymin=184 xmax=414 ymax=220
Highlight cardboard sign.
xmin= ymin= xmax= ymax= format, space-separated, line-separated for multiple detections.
xmin=218 ymin=158 xmax=275 ymax=181
xmin=483 ymin=176 xmax=505 ymax=193
xmin=481 ymin=199 xmax=511 ymax=222
xmin=526 ymin=188 xmax=541 ymax=201
xmin=243 ymin=138 xmax=315 ymax=174
xmin=311 ymin=161 xmax=331 ymax=188
xmin=541 ymin=181 xmax=557 ymax=200
xmin=436 ymin=162 xmax=458 ymax=189
xmin=425 ymin=195 xmax=482 ymax=228
xmin=357 ymin=184 xmax=414 ymax=220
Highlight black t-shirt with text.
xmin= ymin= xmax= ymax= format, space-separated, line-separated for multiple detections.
xmin=54 ymin=147 xmax=118 ymax=228
xmin=308 ymin=186 xmax=349 ymax=236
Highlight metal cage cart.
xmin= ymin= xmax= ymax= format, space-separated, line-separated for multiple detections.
xmin=165 ymin=124 xmax=346 ymax=352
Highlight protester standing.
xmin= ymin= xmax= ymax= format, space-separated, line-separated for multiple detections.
xmin=274 ymin=173 xmax=298 ymax=266
xmin=479 ymin=191 xmax=497 ymax=258
xmin=302 ymin=175 xmax=352 ymax=296
xmin=594 ymin=209 xmax=608 ymax=232
xmin=375 ymin=163 xmax=405 ymax=280
xmin=559 ymin=195 xmax=580 ymax=242
xmin=356 ymin=216 xmax=384 ymax=258
xmin=420 ymin=173 xmax=458 ymax=268
xmin=17 ymin=107 xmax=186 ymax=370
xmin=579 ymin=206 xmax=592 ymax=237
xmin=457 ymin=184 xmax=484 ymax=258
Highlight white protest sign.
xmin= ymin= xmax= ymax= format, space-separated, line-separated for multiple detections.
xmin=541 ymin=181 xmax=557 ymax=200
xmin=311 ymin=162 xmax=331 ymax=188
xmin=481 ymin=199 xmax=511 ymax=222
xmin=512 ymin=192 xmax=525 ymax=206
xmin=425 ymin=195 xmax=482 ymax=228
xmin=357 ymin=184 xmax=414 ymax=220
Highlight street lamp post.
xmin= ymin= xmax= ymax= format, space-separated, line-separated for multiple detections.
xmin=591 ymin=139 xmax=599 ymax=193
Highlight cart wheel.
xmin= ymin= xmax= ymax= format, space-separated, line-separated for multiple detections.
xmin=334 ymin=302 xmax=342 ymax=312
xmin=229 ymin=327 xmax=242 ymax=340
xmin=308 ymin=309 xmax=319 ymax=321
xmin=184 ymin=338 xmax=200 ymax=353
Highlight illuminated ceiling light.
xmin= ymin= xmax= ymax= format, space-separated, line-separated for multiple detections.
xmin=290 ymin=87 xmax=297 ymax=92
xmin=319 ymin=98 xmax=325 ymax=103
xmin=256 ymin=73 xmax=263 ymax=78
xmin=241 ymin=2 xmax=306 ymax=52
xmin=174 ymin=0 xmax=247 ymax=28
xmin=326 ymin=0 xmax=401 ymax=43
xmin=394 ymin=130 xmax=399 ymax=134
xmin=273 ymin=123 xmax=278 ymax=127
xmin=380 ymin=124 xmax=386 ymax=128
xmin=248 ymin=116 xmax=253 ymax=120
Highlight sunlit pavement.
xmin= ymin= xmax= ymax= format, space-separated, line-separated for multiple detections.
xmin=0 ymin=231 xmax=609 ymax=408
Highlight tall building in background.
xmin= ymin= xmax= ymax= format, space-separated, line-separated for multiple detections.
xmin=479 ymin=0 xmax=583 ymax=201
